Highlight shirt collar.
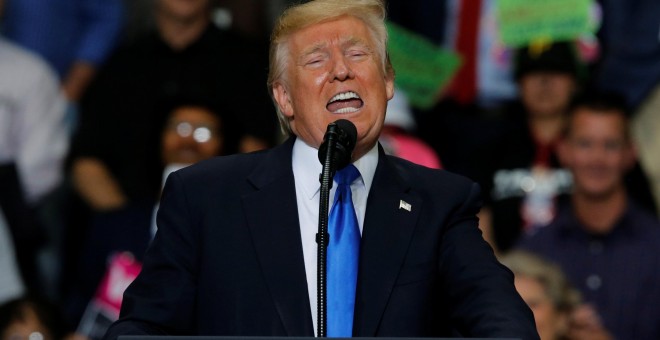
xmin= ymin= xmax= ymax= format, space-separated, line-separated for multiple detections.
xmin=559 ymin=198 xmax=637 ymax=239
xmin=292 ymin=137 xmax=378 ymax=200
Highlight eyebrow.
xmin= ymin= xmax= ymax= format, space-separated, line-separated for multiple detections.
xmin=341 ymin=36 xmax=370 ymax=50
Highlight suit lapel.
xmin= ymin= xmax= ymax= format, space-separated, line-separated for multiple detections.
xmin=242 ymin=137 xmax=314 ymax=336
xmin=354 ymin=149 xmax=422 ymax=336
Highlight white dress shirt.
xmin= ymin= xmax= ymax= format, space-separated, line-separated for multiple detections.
xmin=291 ymin=137 xmax=378 ymax=335
xmin=0 ymin=209 xmax=25 ymax=304
xmin=0 ymin=37 xmax=68 ymax=204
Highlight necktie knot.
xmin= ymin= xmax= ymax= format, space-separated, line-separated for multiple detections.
xmin=334 ymin=164 xmax=360 ymax=186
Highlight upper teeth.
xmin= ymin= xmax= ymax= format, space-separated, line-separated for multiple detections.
xmin=329 ymin=91 xmax=360 ymax=103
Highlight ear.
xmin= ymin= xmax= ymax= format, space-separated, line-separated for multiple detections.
xmin=623 ymin=141 xmax=638 ymax=171
xmin=272 ymin=82 xmax=294 ymax=118
xmin=385 ymin=65 xmax=394 ymax=100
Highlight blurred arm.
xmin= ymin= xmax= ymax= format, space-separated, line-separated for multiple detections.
xmin=65 ymin=0 xmax=124 ymax=101
xmin=72 ymin=158 xmax=127 ymax=211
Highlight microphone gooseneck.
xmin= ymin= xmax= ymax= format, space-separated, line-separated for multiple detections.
xmin=316 ymin=119 xmax=357 ymax=337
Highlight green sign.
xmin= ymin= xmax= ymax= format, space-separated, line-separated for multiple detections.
xmin=386 ymin=22 xmax=462 ymax=109
xmin=496 ymin=0 xmax=593 ymax=47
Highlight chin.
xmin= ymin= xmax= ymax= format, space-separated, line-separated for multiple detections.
xmin=578 ymin=185 xmax=618 ymax=200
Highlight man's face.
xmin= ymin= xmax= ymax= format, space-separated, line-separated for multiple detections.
xmin=272 ymin=15 xmax=394 ymax=159
xmin=158 ymin=0 xmax=209 ymax=22
xmin=520 ymin=72 xmax=576 ymax=118
xmin=559 ymin=108 xmax=634 ymax=199
xmin=161 ymin=106 xmax=223 ymax=165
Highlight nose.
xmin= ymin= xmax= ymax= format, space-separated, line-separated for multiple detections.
xmin=331 ymin=55 xmax=353 ymax=81
xmin=178 ymin=133 xmax=198 ymax=148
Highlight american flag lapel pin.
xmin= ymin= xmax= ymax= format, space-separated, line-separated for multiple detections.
xmin=399 ymin=200 xmax=411 ymax=212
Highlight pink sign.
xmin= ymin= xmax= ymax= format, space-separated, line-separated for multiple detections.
xmin=93 ymin=252 xmax=142 ymax=318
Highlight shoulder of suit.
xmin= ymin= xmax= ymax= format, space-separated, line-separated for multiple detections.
xmin=386 ymin=154 xmax=474 ymax=187
xmin=175 ymin=150 xmax=269 ymax=183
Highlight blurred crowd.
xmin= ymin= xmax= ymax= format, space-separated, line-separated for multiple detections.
xmin=1 ymin=0 xmax=659 ymax=340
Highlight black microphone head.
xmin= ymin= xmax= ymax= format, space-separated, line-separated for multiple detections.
xmin=318 ymin=119 xmax=357 ymax=170
xmin=334 ymin=119 xmax=357 ymax=147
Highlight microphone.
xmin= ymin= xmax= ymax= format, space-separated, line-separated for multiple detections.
xmin=315 ymin=119 xmax=357 ymax=337
xmin=317 ymin=119 xmax=357 ymax=171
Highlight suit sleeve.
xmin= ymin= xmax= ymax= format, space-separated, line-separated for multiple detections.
xmin=438 ymin=182 xmax=540 ymax=340
xmin=104 ymin=172 xmax=199 ymax=340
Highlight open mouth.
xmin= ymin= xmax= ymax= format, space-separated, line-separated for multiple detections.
xmin=326 ymin=91 xmax=364 ymax=114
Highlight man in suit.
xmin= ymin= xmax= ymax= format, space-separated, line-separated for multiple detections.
xmin=104 ymin=0 xmax=538 ymax=339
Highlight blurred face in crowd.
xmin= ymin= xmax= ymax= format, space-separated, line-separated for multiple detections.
xmin=157 ymin=0 xmax=209 ymax=22
xmin=519 ymin=72 xmax=576 ymax=118
xmin=272 ymin=15 xmax=394 ymax=160
xmin=515 ymin=275 xmax=567 ymax=340
xmin=559 ymin=108 xmax=634 ymax=200
xmin=161 ymin=106 xmax=223 ymax=165
xmin=1 ymin=305 xmax=52 ymax=340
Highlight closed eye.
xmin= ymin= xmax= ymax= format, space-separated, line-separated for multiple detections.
xmin=303 ymin=53 xmax=327 ymax=67
xmin=347 ymin=49 xmax=369 ymax=59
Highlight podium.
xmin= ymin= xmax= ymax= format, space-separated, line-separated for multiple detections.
xmin=120 ymin=336 xmax=521 ymax=340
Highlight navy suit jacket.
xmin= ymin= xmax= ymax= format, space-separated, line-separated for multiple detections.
xmin=105 ymin=137 xmax=538 ymax=339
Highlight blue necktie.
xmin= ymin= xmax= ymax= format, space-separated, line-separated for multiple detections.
xmin=327 ymin=164 xmax=361 ymax=337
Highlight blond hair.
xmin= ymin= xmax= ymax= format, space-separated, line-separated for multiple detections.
xmin=267 ymin=0 xmax=391 ymax=134
xmin=499 ymin=250 xmax=581 ymax=313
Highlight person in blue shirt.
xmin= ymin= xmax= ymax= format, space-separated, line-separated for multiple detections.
xmin=2 ymin=0 xmax=124 ymax=103
xmin=517 ymin=92 xmax=660 ymax=340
